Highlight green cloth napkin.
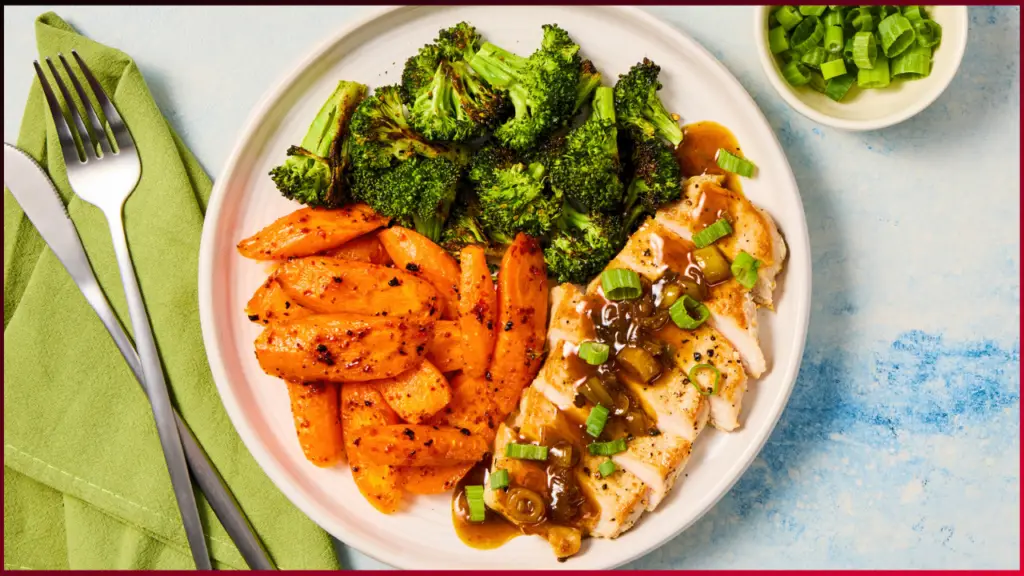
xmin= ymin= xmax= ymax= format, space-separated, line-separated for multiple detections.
xmin=3 ymin=12 xmax=342 ymax=571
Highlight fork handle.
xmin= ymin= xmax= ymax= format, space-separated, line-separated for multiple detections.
xmin=104 ymin=211 xmax=213 ymax=570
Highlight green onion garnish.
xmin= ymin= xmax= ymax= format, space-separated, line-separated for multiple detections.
xmin=585 ymin=404 xmax=610 ymax=438
xmin=465 ymin=485 xmax=486 ymax=522
xmin=578 ymin=341 xmax=610 ymax=365
xmin=775 ymin=6 xmax=804 ymax=31
xmin=823 ymin=10 xmax=844 ymax=28
xmin=768 ymin=26 xmax=790 ymax=54
xmin=781 ymin=60 xmax=812 ymax=87
xmin=824 ymin=74 xmax=856 ymax=102
xmin=857 ymin=54 xmax=890 ymax=88
xmin=588 ymin=438 xmax=628 ymax=456
xmin=820 ymin=58 xmax=847 ymax=81
xmin=692 ymin=217 xmax=734 ymax=248
xmin=490 ymin=469 xmax=510 ymax=490
xmin=716 ymin=149 xmax=757 ymax=179
xmin=800 ymin=46 xmax=826 ymax=69
xmin=598 ymin=460 xmax=617 ymax=478
xmin=799 ymin=5 xmax=827 ymax=17
xmin=878 ymin=14 xmax=916 ymax=58
xmin=891 ymin=44 xmax=932 ymax=79
xmin=852 ymin=31 xmax=878 ymax=69
xmin=843 ymin=35 xmax=855 ymax=62
xmin=669 ymin=294 xmax=710 ymax=330
xmin=505 ymin=442 xmax=548 ymax=461
xmin=824 ymin=25 xmax=844 ymax=54
xmin=688 ymin=363 xmax=721 ymax=396
xmin=600 ymin=269 xmax=642 ymax=301
xmin=914 ymin=19 xmax=941 ymax=48
xmin=807 ymin=71 xmax=828 ymax=94
xmin=852 ymin=12 xmax=875 ymax=33
xmin=790 ymin=16 xmax=825 ymax=53
xmin=902 ymin=5 xmax=926 ymax=22
xmin=730 ymin=250 xmax=762 ymax=290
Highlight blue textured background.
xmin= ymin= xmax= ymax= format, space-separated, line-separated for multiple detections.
xmin=4 ymin=5 xmax=1019 ymax=569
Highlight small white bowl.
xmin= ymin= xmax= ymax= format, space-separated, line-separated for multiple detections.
xmin=753 ymin=6 xmax=968 ymax=131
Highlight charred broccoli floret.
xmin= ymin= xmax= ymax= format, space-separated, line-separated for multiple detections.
xmin=573 ymin=59 xmax=602 ymax=113
xmin=468 ymin=24 xmax=582 ymax=151
xmin=269 ymin=80 xmax=367 ymax=207
xmin=624 ymin=138 xmax=682 ymax=230
xmin=550 ymin=86 xmax=622 ymax=213
xmin=474 ymin=149 xmax=562 ymax=239
xmin=544 ymin=203 xmax=624 ymax=284
xmin=349 ymin=85 xmax=467 ymax=241
xmin=614 ymin=58 xmax=683 ymax=146
xmin=401 ymin=23 xmax=507 ymax=142
xmin=439 ymin=196 xmax=512 ymax=257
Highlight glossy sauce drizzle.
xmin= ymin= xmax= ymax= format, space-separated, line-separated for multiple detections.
xmin=676 ymin=121 xmax=744 ymax=194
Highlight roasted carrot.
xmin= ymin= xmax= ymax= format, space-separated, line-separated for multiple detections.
xmin=378 ymin=226 xmax=461 ymax=319
xmin=286 ymin=381 xmax=344 ymax=467
xmin=458 ymin=245 xmax=498 ymax=378
xmin=341 ymin=383 xmax=402 ymax=514
xmin=320 ymin=233 xmax=392 ymax=265
xmin=424 ymin=320 xmax=465 ymax=373
xmin=400 ymin=464 xmax=474 ymax=495
xmin=431 ymin=372 xmax=500 ymax=443
xmin=488 ymin=234 xmax=549 ymax=415
xmin=347 ymin=424 xmax=489 ymax=467
xmin=237 ymin=204 xmax=387 ymax=260
xmin=255 ymin=313 xmax=432 ymax=382
xmin=376 ymin=360 xmax=452 ymax=424
xmin=274 ymin=257 xmax=440 ymax=318
xmin=245 ymin=276 xmax=313 ymax=325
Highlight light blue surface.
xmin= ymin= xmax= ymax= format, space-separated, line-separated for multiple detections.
xmin=4 ymin=5 xmax=1019 ymax=570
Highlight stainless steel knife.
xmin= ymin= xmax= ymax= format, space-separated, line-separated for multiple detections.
xmin=4 ymin=142 xmax=276 ymax=570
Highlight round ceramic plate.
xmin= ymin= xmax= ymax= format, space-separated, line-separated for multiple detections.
xmin=199 ymin=5 xmax=812 ymax=569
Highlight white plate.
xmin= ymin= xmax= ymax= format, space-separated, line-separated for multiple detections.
xmin=198 ymin=5 xmax=812 ymax=570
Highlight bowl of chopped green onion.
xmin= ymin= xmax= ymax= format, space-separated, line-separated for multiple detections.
xmin=754 ymin=5 xmax=967 ymax=131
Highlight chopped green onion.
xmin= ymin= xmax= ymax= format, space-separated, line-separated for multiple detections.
xmin=776 ymin=6 xmax=804 ymax=31
xmin=781 ymin=60 xmax=812 ymax=86
xmin=914 ymin=20 xmax=942 ymax=48
xmin=823 ymin=9 xmax=844 ymax=28
xmin=716 ymin=149 xmax=757 ymax=179
xmin=843 ymin=36 xmax=855 ymax=62
xmin=902 ymin=5 xmax=926 ymax=21
xmin=824 ymin=74 xmax=856 ymax=101
xmin=465 ymin=485 xmax=486 ymax=522
xmin=578 ymin=341 xmax=610 ymax=365
xmin=669 ymin=294 xmax=710 ymax=330
xmin=600 ymin=269 xmax=642 ymax=301
xmin=800 ymin=46 xmax=826 ymax=68
xmin=880 ymin=5 xmax=900 ymax=19
xmin=598 ymin=460 xmax=617 ymax=477
xmin=585 ymin=404 xmax=610 ymax=437
xmin=768 ymin=26 xmax=790 ymax=54
xmin=852 ymin=31 xmax=878 ymax=69
xmin=808 ymin=70 xmax=828 ymax=93
xmin=790 ymin=16 xmax=825 ymax=52
xmin=730 ymin=250 xmax=762 ymax=290
xmin=820 ymin=58 xmax=847 ymax=81
xmin=692 ymin=217 xmax=734 ymax=248
xmin=799 ymin=5 xmax=827 ymax=16
xmin=490 ymin=469 xmax=510 ymax=490
xmin=505 ymin=442 xmax=548 ymax=461
xmin=891 ymin=43 xmax=932 ymax=78
xmin=823 ymin=25 xmax=844 ymax=54
xmin=588 ymin=438 xmax=628 ymax=456
xmin=842 ymin=7 xmax=863 ymax=32
xmin=857 ymin=54 xmax=890 ymax=88
xmin=878 ymin=13 xmax=916 ymax=58
xmin=688 ymin=363 xmax=721 ymax=396
xmin=852 ymin=12 xmax=875 ymax=33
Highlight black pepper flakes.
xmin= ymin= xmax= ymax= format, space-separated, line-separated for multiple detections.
xmin=424 ymin=439 xmax=434 ymax=447
xmin=332 ymin=276 xmax=343 ymax=283
xmin=402 ymin=428 xmax=416 ymax=440
xmin=460 ymin=428 xmax=471 ymax=436
xmin=693 ymin=351 xmax=702 ymax=362
xmin=247 ymin=314 xmax=260 ymax=321
xmin=406 ymin=263 xmax=420 ymax=272
xmin=504 ymin=321 xmax=514 ymax=331
xmin=388 ymin=277 xmax=401 ymax=287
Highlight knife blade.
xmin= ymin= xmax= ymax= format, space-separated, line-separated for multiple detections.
xmin=4 ymin=142 xmax=276 ymax=570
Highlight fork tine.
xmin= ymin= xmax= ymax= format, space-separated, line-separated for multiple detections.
xmin=45 ymin=57 xmax=97 ymax=159
xmin=72 ymin=50 xmax=135 ymax=152
xmin=57 ymin=53 xmax=111 ymax=157
xmin=33 ymin=60 xmax=84 ymax=164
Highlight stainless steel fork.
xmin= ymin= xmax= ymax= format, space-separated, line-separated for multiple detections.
xmin=35 ymin=51 xmax=212 ymax=569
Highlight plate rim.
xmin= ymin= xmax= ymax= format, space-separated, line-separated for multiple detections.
xmin=198 ymin=5 xmax=813 ymax=569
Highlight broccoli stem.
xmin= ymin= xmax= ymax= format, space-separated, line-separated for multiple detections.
xmin=468 ymin=42 xmax=527 ymax=89
xmin=413 ymin=214 xmax=445 ymax=243
xmin=646 ymin=99 xmax=683 ymax=147
xmin=592 ymin=86 xmax=616 ymax=123
xmin=574 ymin=69 xmax=602 ymax=113
xmin=527 ymin=161 xmax=546 ymax=181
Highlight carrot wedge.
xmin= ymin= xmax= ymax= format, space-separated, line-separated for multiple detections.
xmin=400 ymin=464 xmax=474 ymax=495
xmin=274 ymin=257 xmax=440 ymax=318
xmin=245 ymin=276 xmax=313 ymax=325
xmin=286 ymin=381 xmax=344 ymax=467
xmin=432 ymin=372 xmax=501 ymax=444
xmin=320 ymin=233 xmax=392 ymax=265
xmin=237 ymin=204 xmax=387 ymax=260
xmin=347 ymin=425 xmax=489 ymax=467
xmin=342 ymin=383 xmax=402 ymax=514
xmin=489 ymin=234 xmax=549 ymax=415
xmin=255 ymin=313 xmax=432 ymax=382
xmin=458 ymin=246 xmax=498 ymax=378
xmin=425 ymin=320 xmax=465 ymax=373
xmin=377 ymin=360 xmax=452 ymax=424
xmin=378 ymin=226 xmax=461 ymax=319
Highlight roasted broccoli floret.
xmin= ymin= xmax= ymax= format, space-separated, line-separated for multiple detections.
xmin=439 ymin=196 xmax=512 ymax=258
xmin=614 ymin=58 xmax=683 ymax=146
xmin=477 ymin=158 xmax=561 ymax=239
xmin=573 ymin=59 xmax=602 ymax=114
xmin=544 ymin=203 xmax=624 ymax=285
xmin=401 ymin=23 xmax=507 ymax=142
xmin=624 ymin=138 xmax=682 ymax=231
xmin=349 ymin=85 xmax=467 ymax=241
xmin=550 ymin=86 xmax=622 ymax=213
xmin=269 ymin=80 xmax=367 ymax=207
xmin=468 ymin=24 xmax=582 ymax=151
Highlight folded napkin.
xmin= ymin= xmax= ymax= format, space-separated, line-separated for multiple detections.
xmin=3 ymin=13 xmax=341 ymax=570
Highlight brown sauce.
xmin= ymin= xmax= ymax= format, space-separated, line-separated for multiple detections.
xmin=676 ymin=121 xmax=744 ymax=194
xmin=452 ymin=460 xmax=521 ymax=549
